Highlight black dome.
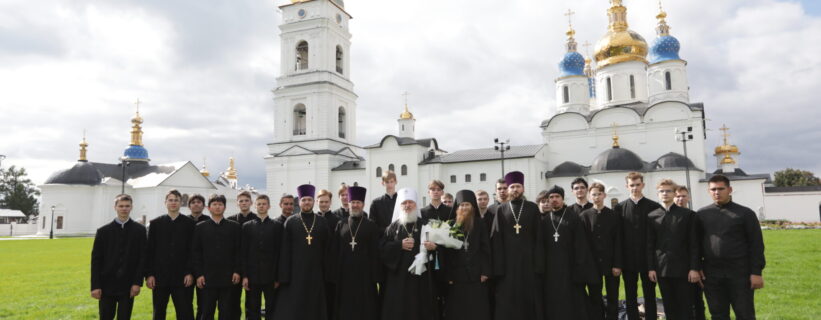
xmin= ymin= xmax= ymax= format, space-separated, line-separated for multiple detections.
xmin=590 ymin=147 xmax=645 ymax=172
xmin=655 ymin=152 xmax=695 ymax=169
xmin=549 ymin=161 xmax=587 ymax=177
xmin=45 ymin=161 xmax=104 ymax=185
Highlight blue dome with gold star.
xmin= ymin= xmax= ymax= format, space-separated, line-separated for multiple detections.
xmin=559 ymin=51 xmax=585 ymax=77
xmin=650 ymin=35 xmax=680 ymax=64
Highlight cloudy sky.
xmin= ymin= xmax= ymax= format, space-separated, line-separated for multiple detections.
xmin=1 ymin=0 xmax=819 ymax=192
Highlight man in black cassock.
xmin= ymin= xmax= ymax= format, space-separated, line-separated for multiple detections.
xmin=328 ymin=186 xmax=381 ymax=320
xmin=241 ymin=194 xmax=283 ymax=320
xmin=674 ymin=186 xmax=707 ymax=320
xmin=145 ymin=190 xmax=195 ymax=320
xmin=317 ymin=189 xmax=341 ymax=320
xmin=647 ymin=179 xmax=700 ymax=320
xmin=90 ymin=194 xmax=146 ymax=320
xmin=370 ymin=171 xmax=398 ymax=234
xmin=580 ymin=183 xmax=623 ymax=320
xmin=192 ymin=194 xmax=241 ymax=320
xmin=226 ymin=191 xmax=259 ymax=320
xmin=420 ymin=179 xmax=452 ymax=317
xmin=614 ymin=172 xmax=661 ymax=320
xmin=380 ymin=188 xmax=439 ymax=320
xmin=569 ymin=177 xmax=594 ymax=216
xmin=186 ymin=194 xmax=209 ymax=320
xmin=490 ymin=171 xmax=544 ymax=320
xmin=274 ymin=184 xmax=331 ymax=320
xmin=276 ymin=194 xmax=295 ymax=224
xmin=694 ymin=175 xmax=765 ymax=320
xmin=541 ymin=185 xmax=599 ymax=320
xmin=333 ymin=184 xmax=351 ymax=219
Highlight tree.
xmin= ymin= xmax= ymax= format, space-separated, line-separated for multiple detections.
xmin=773 ymin=168 xmax=821 ymax=187
xmin=0 ymin=165 xmax=40 ymax=221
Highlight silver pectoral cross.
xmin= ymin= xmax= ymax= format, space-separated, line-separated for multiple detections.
xmin=349 ymin=239 xmax=357 ymax=251
xmin=553 ymin=232 xmax=560 ymax=243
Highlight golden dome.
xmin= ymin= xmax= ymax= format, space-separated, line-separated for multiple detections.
xmin=399 ymin=104 xmax=414 ymax=120
xmin=79 ymin=132 xmax=89 ymax=162
xmin=226 ymin=157 xmax=238 ymax=180
xmin=714 ymin=144 xmax=739 ymax=155
xmin=593 ymin=0 xmax=648 ymax=69
xmin=720 ymin=154 xmax=736 ymax=165
xmin=714 ymin=124 xmax=740 ymax=155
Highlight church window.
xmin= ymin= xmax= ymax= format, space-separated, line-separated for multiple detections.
xmin=293 ymin=104 xmax=307 ymax=135
xmin=465 ymin=174 xmax=472 ymax=183
xmin=401 ymin=165 xmax=408 ymax=176
xmin=388 ymin=164 xmax=395 ymax=172
xmin=450 ymin=175 xmax=457 ymax=183
xmin=336 ymin=46 xmax=344 ymax=74
xmin=338 ymin=107 xmax=346 ymax=138
xmin=296 ymin=41 xmax=309 ymax=70
xmin=376 ymin=167 xmax=382 ymax=178
xmin=606 ymin=77 xmax=613 ymax=101
xmin=42 ymin=216 xmax=46 ymax=229
xmin=181 ymin=194 xmax=189 ymax=207
xmin=480 ymin=173 xmax=487 ymax=182
xmin=56 ymin=216 xmax=63 ymax=229
xmin=665 ymin=71 xmax=672 ymax=90
xmin=629 ymin=75 xmax=636 ymax=99
xmin=562 ymin=85 xmax=569 ymax=103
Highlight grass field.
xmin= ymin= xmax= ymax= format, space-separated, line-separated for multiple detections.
xmin=1 ymin=229 xmax=819 ymax=319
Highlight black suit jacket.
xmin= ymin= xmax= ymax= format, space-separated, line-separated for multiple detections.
xmin=421 ymin=203 xmax=453 ymax=221
xmin=369 ymin=193 xmax=397 ymax=233
xmin=614 ymin=197 xmax=660 ymax=272
xmin=91 ymin=219 xmax=147 ymax=295
xmin=580 ymin=206 xmax=623 ymax=275
xmin=647 ymin=205 xmax=699 ymax=278
xmin=241 ymin=216 xmax=284 ymax=285
xmin=191 ymin=218 xmax=241 ymax=288
xmin=145 ymin=214 xmax=196 ymax=287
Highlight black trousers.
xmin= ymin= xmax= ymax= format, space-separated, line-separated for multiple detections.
xmin=245 ymin=283 xmax=276 ymax=320
xmin=622 ymin=270 xmax=657 ymax=320
xmin=202 ymin=287 xmax=234 ymax=320
xmin=657 ymin=277 xmax=693 ymax=320
xmin=195 ymin=287 xmax=204 ymax=320
xmin=692 ymin=283 xmax=706 ymax=320
xmin=703 ymin=274 xmax=755 ymax=320
xmin=586 ymin=274 xmax=620 ymax=320
xmin=99 ymin=294 xmax=134 ymax=320
xmin=229 ymin=285 xmax=242 ymax=320
xmin=152 ymin=286 xmax=194 ymax=320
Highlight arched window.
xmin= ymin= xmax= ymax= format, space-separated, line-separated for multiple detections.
xmin=296 ymin=41 xmax=309 ymax=70
xmin=562 ymin=85 xmax=569 ymax=103
xmin=336 ymin=46 xmax=344 ymax=74
xmin=376 ymin=167 xmax=382 ymax=178
xmin=450 ymin=175 xmax=457 ymax=183
xmin=480 ymin=173 xmax=487 ymax=182
xmin=665 ymin=71 xmax=672 ymax=90
xmin=388 ymin=164 xmax=395 ymax=172
xmin=338 ymin=107 xmax=346 ymax=138
xmin=293 ymin=104 xmax=306 ymax=135
xmin=401 ymin=165 xmax=408 ymax=176
xmin=465 ymin=174 xmax=472 ymax=183
xmin=606 ymin=77 xmax=613 ymax=101
xmin=629 ymin=75 xmax=636 ymax=99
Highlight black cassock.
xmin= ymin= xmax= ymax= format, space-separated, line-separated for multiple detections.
xmin=273 ymin=212 xmax=331 ymax=320
xmin=490 ymin=199 xmax=544 ymax=320
xmin=379 ymin=219 xmax=438 ymax=320
xmin=328 ymin=215 xmax=381 ymax=320
xmin=541 ymin=206 xmax=599 ymax=320
xmin=440 ymin=219 xmax=492 ymax=320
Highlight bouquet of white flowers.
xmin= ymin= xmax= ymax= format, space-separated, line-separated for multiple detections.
xmin=407 ymin=219 xmax=465 ymax=275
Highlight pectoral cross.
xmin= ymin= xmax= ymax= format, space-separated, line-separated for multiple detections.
xmin=349 ymin=239 xmax=357 ymax=251
xmin=306 ymin=234 xmax=313 ymax=245
xmin=514 ymin=223 xmax=522 ymax=234
xmin=553 ymin=232 xmax=560 ymax=243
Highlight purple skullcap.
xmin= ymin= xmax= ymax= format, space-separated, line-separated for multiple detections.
xmin=504 ymin=171 xmax=525 ymax=186
xmin=297 ymin=184 xmax=316 ymax=199
xmin=347 ymin=186 xmax=367 ymax=202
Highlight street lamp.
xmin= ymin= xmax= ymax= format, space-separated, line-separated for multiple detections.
xmin=50 ymin=205 xmax=55 ymax=239
xmin=118 ymin=157 xmax=130 ymax=195
xmin=494 ymin=138 xmax=511 ymax=179
xmin=675 ymin=126 xmax=694 ymax=208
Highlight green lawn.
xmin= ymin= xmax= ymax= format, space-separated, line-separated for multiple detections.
xmin=1 ymin=230 xmax=819 ymax=319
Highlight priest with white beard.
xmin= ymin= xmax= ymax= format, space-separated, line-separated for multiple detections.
xmin=379 ymin=188 xmax=439 ymax=320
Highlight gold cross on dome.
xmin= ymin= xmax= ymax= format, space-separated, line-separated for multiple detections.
xmin=402 ymin=91 xmax=410 ymax=106
xmin=564 ymin=9 xmax=575 ymax=29
xmin=719 ymin=124 xmax=731 ymax=145
xmin=134 ymin=98 xmax=141 ymax=113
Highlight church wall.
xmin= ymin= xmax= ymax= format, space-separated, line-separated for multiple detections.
xmin=594 ymin=61 xmax=649 ymax=108
xmin=763 ymin=191 xmax=821 ymax=222
xmin=648 ymin=60 xmax=689 ymax=104
xmin=38 ymin=184 xmax=97 ymax=235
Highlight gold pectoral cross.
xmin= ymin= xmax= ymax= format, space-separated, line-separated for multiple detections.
xmin=514 ymin=223 xmax=522 ymax=234
xmin=306 ymin=234 xmax=313 ymax=245
xmin=350 ymin=239 xmax=357 ymax=251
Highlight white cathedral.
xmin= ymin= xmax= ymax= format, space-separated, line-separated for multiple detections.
xmin=265 ymin=0 xmax=772 ymax=212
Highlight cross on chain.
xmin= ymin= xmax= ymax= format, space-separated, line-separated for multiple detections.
xmin=306 ymin=234 xmax=313 ymax=245
xmin=514 ymin=223 xmax=522 ymax=234
xmin=349 ymin=239 xmax=357 ymax=250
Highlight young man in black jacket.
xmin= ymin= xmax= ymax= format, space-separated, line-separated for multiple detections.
xmin=186 ymin=193 xmax=208 ymax=319
xmin=241 ymin=194 xmax=283 ymax=320
xmin=192 ymin=194 xmax=241 ymax=320
xmin=145 ymin=189 xmax=196 ymax=320
xmin=90 ymin=194 xmax=146 ymax=320
xmin=647 ymin=179 xmax=700 ymax=320
xmin=580 ymin=183 xmax=623 ymax=320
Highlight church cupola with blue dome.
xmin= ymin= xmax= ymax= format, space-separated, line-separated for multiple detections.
xmin=647 ymin=2 xmax=690 ymax=104
xmin=123 ymin=100 xmax=150 ymax=162
xmin=554 ymin=9 xmax=591 ymax=115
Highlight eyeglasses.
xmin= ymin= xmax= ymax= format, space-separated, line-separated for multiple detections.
xmin=657 ymin=189 xmax=675 ymax=194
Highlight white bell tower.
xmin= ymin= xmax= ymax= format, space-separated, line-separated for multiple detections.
xmin=266 ymin=0 xmax=363 ymax=199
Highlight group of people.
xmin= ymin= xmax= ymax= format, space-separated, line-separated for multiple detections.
xmin=89 ymin=169 xmax=765 ymax=320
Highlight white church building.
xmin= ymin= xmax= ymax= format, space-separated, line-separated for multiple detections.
xmin=265 ymin=0 xmax=781 ymax=215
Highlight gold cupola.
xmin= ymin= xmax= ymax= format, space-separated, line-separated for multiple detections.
xmin=200 ymin=158 xmax=210 ymax=177
xmin=399 ymin=105 xmax=414 ymax=120
xmin=226 ymin=157 xmax=238 ymax=180
xmin=79 ymin=131 xmax=89 ymax=162
xmin=714 ymin=125 xmax=739 ymax=165
xmin=593 ymin=0 xmax=648 ymax=69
